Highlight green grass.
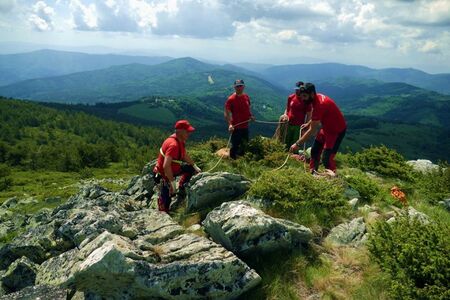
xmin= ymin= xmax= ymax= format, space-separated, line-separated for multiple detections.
xmin=0 ymin=163 xmax=136 ymax=211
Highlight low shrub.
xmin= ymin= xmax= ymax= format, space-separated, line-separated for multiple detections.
xmin=244 ymin=136 xmax=286 ymax=162
xmin=351 ymin=146 xmax=413 ymax=181
xmin=343 ymin=171 xmax=383 ymax=204
xmin=248 ymin=169 xmax=347 ymax=226
xmin=414 ymin=162 xmax=450 ymax=205
xmin=368 ymin=215 xmax=450 ymax=299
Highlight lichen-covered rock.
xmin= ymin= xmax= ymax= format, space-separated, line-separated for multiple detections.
xmin=37 ymin=231 xmax=261 ymax=299
xmin=203 ymin=201 xmax=313 ymax=255
xmin=325 ymin=217 xmax=367 ymax=247
xmin=406 ymin=159 xmax=439 ymax=173
xmin=387 ymin=207 xmax=430 ymax=224
xmin=1 ymin=257 xmax=38 ymax=293
xmin=187 ymin=172 xmax=251 ymax=212
xmin=0 ymin=198 xmax=18 ymax=209
xmin=0 ymin=222 xmax=73 ymax=270
xmin=0 ymin=285 xmax=68 ymax=300
xmin=123 ymin=174 xmax=155 ymax=202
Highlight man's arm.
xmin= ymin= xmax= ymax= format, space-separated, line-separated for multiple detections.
xmin=184 ymin=153 xmax=201 ymax=173
xmin=290 ymin=120 xmax=320 ymax=152
xmin=224 ymin=107 xmax=234 ymax=131
xmin=162 ymin=155 xmax=177 ymax=194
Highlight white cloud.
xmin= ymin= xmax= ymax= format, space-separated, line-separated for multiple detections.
xmin=419 ymin=40 xmax=440 ymax=54
xmin=29 ymin=1 xmax=55 ymax=31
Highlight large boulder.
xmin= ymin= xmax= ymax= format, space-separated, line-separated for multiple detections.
xmin=407 ymin=159 xmax=439 ymax=173
xmin=187 ymin=172 xmax=251 ymax=212
xmin=325 ymin=217 xmax=367 ymax=247
xmin=203 ymin=201 xmax=313 ymax=256
xmin=37 ymin=231 xmax=261 ymax=299
xmin=1 ymin=257 xmax=38 ymax=293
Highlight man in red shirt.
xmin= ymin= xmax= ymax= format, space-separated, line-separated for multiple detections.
xmin=280 ymin=81 xmax=312 ymax=149
xmin=224 ymin=79 xmax=254 ymax=159
xmin=153 ymin=120 xmax=201 ymax=212
xmin=290 ymin=83 xmax=346 ymax=173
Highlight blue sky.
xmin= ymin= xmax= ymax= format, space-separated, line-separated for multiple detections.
xmin=0 ymin=0 xmax=449 ymax=73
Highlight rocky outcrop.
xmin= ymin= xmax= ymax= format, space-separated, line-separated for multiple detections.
xmin=1 ymin=184 xmax=261 ymax=299
xmin=325 ymin=217 xmax=367 ymax=247
xmin=37 ymin=230 xmax=260 ymax=299
xmin=439 ymin=198 xmax=450 ymax=211
xmin=0 ymin=285 xmax=68 ymax=300
xmin=406 ymin=159 xmax=439 ymax=173
xmin=187 ymin=172 xmax=251 ymax=212
xmin=203 ymin=201 xmax=313 ymax=256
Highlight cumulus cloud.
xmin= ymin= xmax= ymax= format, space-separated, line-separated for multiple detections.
xmin=29 ymin=1 xmax=55 ymax=31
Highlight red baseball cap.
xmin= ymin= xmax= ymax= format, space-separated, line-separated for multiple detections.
xmin=174 ymin=120 xmax=195 ymax=132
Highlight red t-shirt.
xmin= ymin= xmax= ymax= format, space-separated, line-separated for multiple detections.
xmin=155 ymin=134 xmax=186 ymax=176
xmin=225 ymin=93 xmax=252 ymax=129
xmin=311 ymin=93 xmax=346 ymax=133
xmin=286 ymin=93 xmax=312 ymax=126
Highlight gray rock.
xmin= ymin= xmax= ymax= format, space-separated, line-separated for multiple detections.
xmin=0 ymin=285 xmax=68 ymax=300
xmin=438 ymin=198 xmax=450 ymax=211
xmin=407 ymin=159 xmax=439 ymax=173
xmin=0 ymin=198 xmax=18 ymax=209
xmin=344 ymin=187 xmax=360 ymax=200
xmin=203 ymin=201 xmax=313 ymax=255
xmin=187 ymin=172 xmax=251 ymax=212
xmin=325 ymin=217 xmax=367 ymax=247
xmin=27 ymin=208 xmax=52 ymax=227
xmin=37 ymin=231 xmax=261 ymax=299
xmin=348 ymin=198 xmax=359 ymax=209
xmin=1 ymin=257 xmax=38 ymax=293
xmin=0 ymin=222 xmax=73 ymax=270
xmin=387 ymin=207 xmax=430 ymax=224
xmin=124 ymin=174 xmax=154 ymax=201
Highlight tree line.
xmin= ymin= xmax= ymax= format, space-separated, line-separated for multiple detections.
xmin=0 ymin=97 xmax=167 ymax=172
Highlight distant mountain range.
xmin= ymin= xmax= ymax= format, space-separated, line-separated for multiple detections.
xmin=260 ymin=63 xmax=450 ymax=95
xmin=0 ymin=57 xmax=288 ymax=120
xmin=0 ymin=49 xmax=172 ymax=86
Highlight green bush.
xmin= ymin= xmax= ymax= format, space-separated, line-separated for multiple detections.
xmin=244 ymin=136 xmax=286 ymax=162
xmin=368 ymin=215 xmax=450 ymax=300
xmin=248 ymin=169 xmax=347 ymax=226
xmin=343 ymin=171 xmax=383 ymax=203
xmin=414 ymin=162 xmax=450 ymax=205
xmin=351 ymin=146 xmax=413 ymax=181
xmin=0 ymin=163 xmax=12 ymax=191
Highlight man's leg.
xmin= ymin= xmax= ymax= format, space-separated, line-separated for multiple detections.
xmin=230 ymin=129 xmax=242 ymax=160
xmin=157 ymin=180 xmax=171 ymax=213
xmin=238 ymin=128 xmax=249 ymax=157
xmin=322 ymin=129 xmax=346 ymax=172
xmin=310 ymin=129 xmax=325 ymax=172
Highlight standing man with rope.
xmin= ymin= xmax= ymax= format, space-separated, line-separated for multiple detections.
xmin=280 ymin=81 xmax=312 ymax=149
xmin=224 ymin=79 xmax=255 ymax=159
xmin=290 ymin=83 xmax=346 ymax=174
xmin=153 ymin=120 xmax=201 ymax=213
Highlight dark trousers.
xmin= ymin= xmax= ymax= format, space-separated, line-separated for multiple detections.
xmin=158 ymin=164 xmax=196 ymax=212
xmin=230 ymin=128 xmax=249 ymax=159
xmin=310 ymin=129 xmax=346 ymax=172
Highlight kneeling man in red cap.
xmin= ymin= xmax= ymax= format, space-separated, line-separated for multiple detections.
xmin=153 ymin=120 xmax=201 ymax=212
